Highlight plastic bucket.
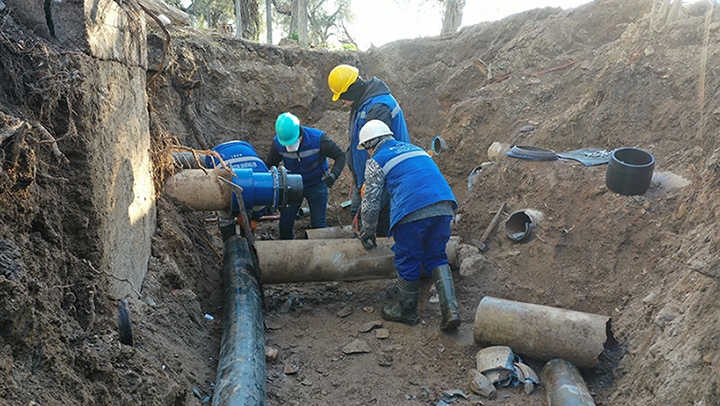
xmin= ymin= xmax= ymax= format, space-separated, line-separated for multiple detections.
xmin=605 ymin=148 xmax=655 ymax=196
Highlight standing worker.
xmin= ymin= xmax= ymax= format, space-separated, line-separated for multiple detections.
xmin=265 ymin=112 xmax=346 ymax=240
xmin=205 ymin=140 xmax=268 ymax=240
xmin=328 ymin=64 xmax=410 ymax=237
xmin=357 ymin=120 xmax=460 ymax=331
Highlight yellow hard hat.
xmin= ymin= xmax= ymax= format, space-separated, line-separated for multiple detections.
xmin=328 ymin=64 xmax=359 ymax=101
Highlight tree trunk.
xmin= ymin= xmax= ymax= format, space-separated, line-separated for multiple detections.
xmin=235 ymin=0 xmax=243 ymax=38
xmin=266 ymin=0 xmax=272 ymax=43
xmin=298 ymin=0 xmax=308 ymax=47
xmin=205 ymin=0 xmax=212 ymax=28
xmin=290 ymin=0 xmax=299 ymax=37
xmin=441 ymin=0 xmax=465 ymax=34
xmin=666 ymin=0 xmax=682 ymax=24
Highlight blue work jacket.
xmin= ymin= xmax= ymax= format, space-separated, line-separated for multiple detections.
xmin=351 ymin=94 xmax=409 ymax=186
xmin=274 ymin=126 xmax=329 ymax=187
xmin=371 ymin=140 xmax=457 ymax=231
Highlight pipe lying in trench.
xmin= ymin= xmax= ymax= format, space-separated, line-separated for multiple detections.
xmin=213 ymin=235 xmax=266 ymax=406
xmin=541 ymin=358 xmax=597 ymax=406
xmin=255 ymin=237 xmax=460 ymax=284
xmin=304 ymin=225 xmax=356 ymax=239
xmin=473 ymin=296 xmax=617 ymax=369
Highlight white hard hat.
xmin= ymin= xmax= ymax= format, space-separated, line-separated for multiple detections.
xmin=357 ymin=120 xmax=393 ymax=150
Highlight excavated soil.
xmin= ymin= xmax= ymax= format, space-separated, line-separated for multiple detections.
xmin=2 ymin=0 xmax=720 ymax=405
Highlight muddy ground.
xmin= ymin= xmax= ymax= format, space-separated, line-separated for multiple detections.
xmin=2 ymin=0 xmax=720 ymax=405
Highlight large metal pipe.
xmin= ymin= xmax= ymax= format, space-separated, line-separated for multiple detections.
xmin=305 ymin=225 xmax=356 ymax=239
xmin=255 ymin=237 xmax=460 ymax=284
xmin=213 ymin=235 xmax=266 ymax=406
xmin=473 ymin=296 xmax=616 ymax=369
xmin=172 ymin=151 xmax=208 ymax=169
xmin=164 ymin=167 xmax=303 ymax=212
xmin=541 ymin=358 xmax=596 ymax=406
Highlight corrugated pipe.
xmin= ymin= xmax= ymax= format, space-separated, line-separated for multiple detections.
xmin=213 ymin=235 xmax=266 ymax=406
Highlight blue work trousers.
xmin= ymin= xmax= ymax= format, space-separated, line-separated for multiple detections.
xmin=391 ymin=215 xmax=452 ymax=281
xmin=279 ymin=181 xmax=328 ymax=240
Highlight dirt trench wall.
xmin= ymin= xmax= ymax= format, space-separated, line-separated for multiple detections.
xmin=3 ymin=0 xmax=155 ymax=299
xmin=6 ymin=0 xmax=147 ymax=67
xmin=78 ymin=61 xmax=156 ymax=300
xmin=147 ymin=31 xmax=359 ymax=155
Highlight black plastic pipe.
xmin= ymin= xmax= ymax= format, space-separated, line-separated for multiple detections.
xmin=213 ymin=235 xmax=266 ymax=406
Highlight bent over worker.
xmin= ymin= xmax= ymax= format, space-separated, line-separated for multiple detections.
xmin=205 ymin=140 xmax=268 ymax=240
xmin=357 ymin=120 xmax=460 ymax=331
xmin=265 ymin=112 xmax=346 ymax=240
xmin=328 ymin=64 xmax=410 ymax=237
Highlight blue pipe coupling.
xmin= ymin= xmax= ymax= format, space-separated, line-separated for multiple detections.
xmin=230 ymin=166 xmax=303 ymax=213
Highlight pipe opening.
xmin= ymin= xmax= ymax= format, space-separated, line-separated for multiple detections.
xmin=604 ymin=319 xmax=620 ymax=352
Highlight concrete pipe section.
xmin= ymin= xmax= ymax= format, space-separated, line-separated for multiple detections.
xmin=541 ymin=358 xmax=597 ymax=406
xmin=304 ymin=225 xmax=356 ymax=239
xmin=256 ymin=237 xmax=460 ymax=284
xmin=473 ymin=296 xmax=617 ymax=369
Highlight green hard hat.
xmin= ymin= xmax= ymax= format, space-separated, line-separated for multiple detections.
xmin=276 ymin=112 xmax=300 ymax=146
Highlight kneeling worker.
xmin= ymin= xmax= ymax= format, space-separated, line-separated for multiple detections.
xmin=205 ymin=140 xmax=269 ymax=240
xmin=357 ymin=120 xmax=460 ymax=330
xmin=265 ymin=112 xmax=346 ymax=240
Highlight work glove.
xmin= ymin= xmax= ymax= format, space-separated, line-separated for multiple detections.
xmin=322 ymin=172 xmax=337 ymax=188
xmin=360 ymin=232 xmax=376 ymax=250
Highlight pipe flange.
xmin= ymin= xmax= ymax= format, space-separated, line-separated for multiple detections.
xmin=270 ymin=166 xmax=279 ymax=211
xmin=280 ymin=166 xmax=289 ymax=209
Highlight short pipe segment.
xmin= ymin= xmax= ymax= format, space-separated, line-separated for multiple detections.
xmin=541 ymin=358 xmax=597 ymax=406
xmin=255 ymin=237 xmax=460 ymax=284
xmin=473 ymin=296 xmax=616 ymax=369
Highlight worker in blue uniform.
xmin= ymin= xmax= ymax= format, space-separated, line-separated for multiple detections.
xmin=205 ymin=140 xmax=269 ymax=240
xmin=357 ymin=120 xmax=460 ymax=331
xmin=328 ymin=64 xmax=410 ymax=237
xmin=265 ymin=112 xmax=346 ymax=240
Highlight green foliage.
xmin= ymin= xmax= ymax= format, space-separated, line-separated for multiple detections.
xmin=179 ymin=0 xmax=236 ymax=29
xmin=287 ymin=31 xmax=300 ymax=41
xmin=306 ymin=0 xmax=352 ymax=45
xmin=313 ymin=42 xmax=356 ymax=52
xmin=272 ymin=0 xmax=354 ymax=48
xmin=340 ymin=43 xmax=356 ymax=51
xmin=165 ymin=0 xmax=258 ymax=38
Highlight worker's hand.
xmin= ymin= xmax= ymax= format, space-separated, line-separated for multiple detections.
xmin=250 ymin=219 xmax=257 ymax=233
xmin=322 ymin=172 xmax=337 ymax=188
xmin=360 ymin=232 xmax=376 ymax=250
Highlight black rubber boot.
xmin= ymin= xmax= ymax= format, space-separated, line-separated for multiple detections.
xmin=220 ymin=224 xmax=236 ymax=242
xmin=382 ymin=277 xmax=419 ymax=325
xmin=431 ymin=265 xmax=461 ymax=330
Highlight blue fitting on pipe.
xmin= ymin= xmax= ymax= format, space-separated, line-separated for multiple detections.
xmin=229 ymin=167 xmax=303 ymax=213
